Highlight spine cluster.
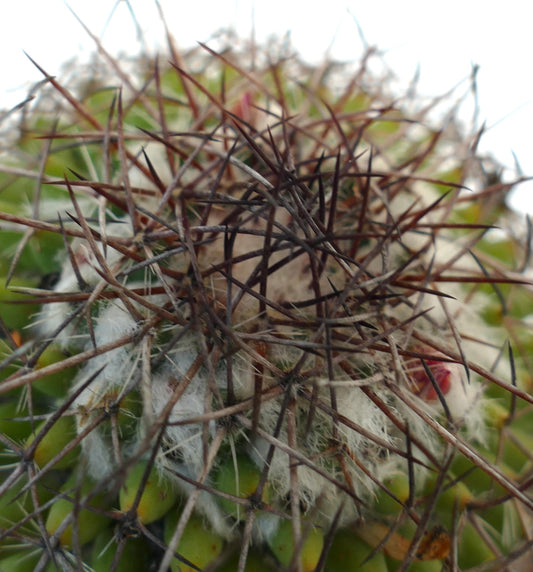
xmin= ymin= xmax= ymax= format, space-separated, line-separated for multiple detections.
xmin=1 ymin=33 xmax=532 ymax=571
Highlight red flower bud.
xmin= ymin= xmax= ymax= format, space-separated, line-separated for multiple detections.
xmin=406 ymin=348 xmax=453 ymax=401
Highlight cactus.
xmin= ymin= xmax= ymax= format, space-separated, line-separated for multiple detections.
xmin=1 ymin=9 xmax=533 ymax=572
xmin=45 ymin=471 xmax=111 ymax=547
xmin=164 ymin=510 xmax=225 ymax=572
xmin=214 ymin=453 xmax=271 ymax=521
xmin=118 ymin=459 xmax=179 ymax=524
xmin=268 ymin=518 xmax=325 ymax=572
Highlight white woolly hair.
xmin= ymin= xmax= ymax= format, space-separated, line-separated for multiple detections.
xmin=33 ymin=172 xmax=501 ymax=534
xmin=151 ymin=364 xmax=216 ymax=477
xmin=34 ymin=219 xmax=133 ymax=348
xmin=70 ymin=300 xmax=142 ymax=479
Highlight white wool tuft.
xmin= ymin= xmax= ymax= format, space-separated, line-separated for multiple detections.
xmin=70 ymin=301 xmax=142 ymax=479
xmin=151 ymin=340 xmax=218 ymax=476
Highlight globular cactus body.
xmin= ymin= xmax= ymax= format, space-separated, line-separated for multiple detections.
xmin=1 ymin=14 xmax=533 ymax=572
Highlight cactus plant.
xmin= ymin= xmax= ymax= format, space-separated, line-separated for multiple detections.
xmin=1 ymin=11 xmax=533 ymax=572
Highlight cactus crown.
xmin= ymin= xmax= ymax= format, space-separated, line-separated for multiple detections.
xmin=1 ymin=22 xmax=533 ymax=572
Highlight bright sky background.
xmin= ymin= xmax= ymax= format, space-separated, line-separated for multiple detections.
xmin=2 ymin=0 xmax=532 ymax=213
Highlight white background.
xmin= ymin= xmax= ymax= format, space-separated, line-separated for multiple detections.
xmin=2 ymin=1 xmax=532 ymax=213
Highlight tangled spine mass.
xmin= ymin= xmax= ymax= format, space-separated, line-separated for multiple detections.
xmin=1 ymin=35 xmax=533 ymax=571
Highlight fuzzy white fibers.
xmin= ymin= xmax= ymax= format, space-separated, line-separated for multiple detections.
xmin=35 ymin=220 xmax=133 ymax=348
xmin=150 ymin=339 xmax=237 ymax=538
xmin=71 ymin=301 xmax=141 ymax=396
xmin=244 ymin=382 xmax=394 ymax=526
xmin=71 ymin=301 xmax=142 ymax=479
xmin=150 ymin=336 xmax=221 ymax=477
xmin=242 ymin=341 xmax=487 ymax=529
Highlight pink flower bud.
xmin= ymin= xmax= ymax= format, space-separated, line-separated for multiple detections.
xmin=406 ymin=347 xmax=454 ymax=401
